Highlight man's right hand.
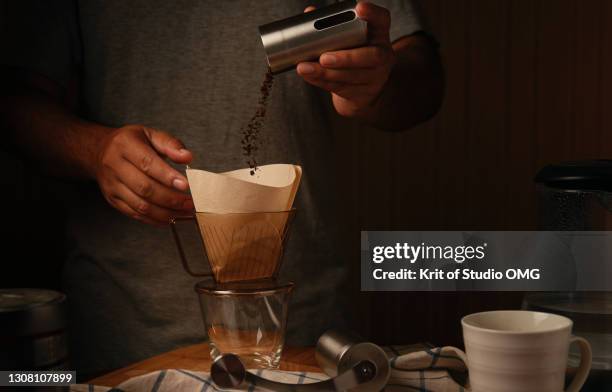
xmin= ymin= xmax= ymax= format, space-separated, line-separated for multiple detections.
xmin=95 ymin=124 xmax=195 ymax=226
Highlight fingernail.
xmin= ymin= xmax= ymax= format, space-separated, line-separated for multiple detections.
xmin=320 ymin=54 xmax=336 ymax=66
xmin=182 ymin=199 xmax=195 ymax=210
xmin=297 ymin=63 xmax=315 ymax=75
xmin=172 ymin=178 xmax=188 ymax=190
xmin=179 ymin=148 xmax=190 ymax=154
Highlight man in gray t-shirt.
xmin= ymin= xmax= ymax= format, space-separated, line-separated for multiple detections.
xmin=1 ymin=0 xmax=443 ymax=377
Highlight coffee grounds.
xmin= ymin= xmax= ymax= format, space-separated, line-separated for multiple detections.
xmin=241 ymin=69 xmax=274 ymax=175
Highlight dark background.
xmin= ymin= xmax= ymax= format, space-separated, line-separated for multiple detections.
xmin=2 ymin=0 xmax=611 ymax=347
xmin=338 ymin=0 xmax=612 ymax=345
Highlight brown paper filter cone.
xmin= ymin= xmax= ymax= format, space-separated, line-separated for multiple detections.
xmin=187 ymin=164 xmax=302 ymax=213
xmin=195 ymin=210 xmax=295 ymax=283
xmin=186 ymin=164 xmax=301 ymax=282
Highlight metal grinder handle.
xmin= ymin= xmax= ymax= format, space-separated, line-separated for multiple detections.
xmin=210 ymin=353 xmax=377 ymax=391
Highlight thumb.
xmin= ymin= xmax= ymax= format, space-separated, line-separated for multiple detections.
xmin=356 ymin=2 xmax=391 ymax=46
xmin=143 ymin=127 xmax=193 ymax=164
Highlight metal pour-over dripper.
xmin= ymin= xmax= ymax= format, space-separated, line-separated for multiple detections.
xmin=172 ymin=164 xmax=301 ymax=283
xmin=171 ymin=210 xmax=296 ymax=283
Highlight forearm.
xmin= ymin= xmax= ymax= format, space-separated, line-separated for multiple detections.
xmin=0 ymin=86 xmax=112 ymax=179
xmin=363 ymin=35 xmax=445 ymax=131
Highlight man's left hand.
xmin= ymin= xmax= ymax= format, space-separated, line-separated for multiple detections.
xmin=297 ymin=2 xmax=395 ymax=118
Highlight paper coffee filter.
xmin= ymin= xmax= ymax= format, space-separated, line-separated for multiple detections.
xmin=195 ymin=211 xmax=292 ymax=282
xmin=186 ymin=164 xmax=302 ymax=213
xmin=185 ymin=164 xmax=300 ymax=282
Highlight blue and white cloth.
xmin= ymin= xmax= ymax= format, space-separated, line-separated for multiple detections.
xmin=71 ymin=344 xmax=469 ymax=391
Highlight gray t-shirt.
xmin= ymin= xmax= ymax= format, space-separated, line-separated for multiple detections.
xmin=2 ymin=0 xmax=423 ymax=375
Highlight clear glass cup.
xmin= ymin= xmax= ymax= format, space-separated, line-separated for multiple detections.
xmin=196 ymin=279 xmax=294 ymax=369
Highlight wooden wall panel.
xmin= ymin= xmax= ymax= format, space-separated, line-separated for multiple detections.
xmin=535 ymin=0 xmax=575 ymax=167
xmin=431 ymin=0 xmax=470 ymax=229
xmin=345 ymin=0 xmax=612 ymax=346
xmin=390 ymin=0 xmax=440 ymax=230
xmin=505 ymin=0 xmax=538 ymax=229
xmin=571 ymin=0 xmax=604 ymax=158
xmin=604 ymin=0 xmax=612 ymax=151
xmin=465 ymin=0 xmax=509 ymax=228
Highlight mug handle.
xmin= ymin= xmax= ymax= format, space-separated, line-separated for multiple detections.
xmin=170 ymin=216 xmax=213 ymax=277
xmin=565 ymin=336 xmax=592 ymax=392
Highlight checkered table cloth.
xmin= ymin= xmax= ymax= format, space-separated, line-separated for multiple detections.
xmin=71 ymin=344 xmax=468 ymax=391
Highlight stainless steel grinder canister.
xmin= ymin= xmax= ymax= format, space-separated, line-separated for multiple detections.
xmin=315 ymin=329 xmax=390 ymax=392
xmin=259 ymin=0 xmax=367 ymax=74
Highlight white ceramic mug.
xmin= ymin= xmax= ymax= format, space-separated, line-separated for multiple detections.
xmin=450 ymin=310 xmax=592 ymax=392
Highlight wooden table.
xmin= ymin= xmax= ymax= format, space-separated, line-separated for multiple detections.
xmin=90 ymin=343 xmax=319 ymax=387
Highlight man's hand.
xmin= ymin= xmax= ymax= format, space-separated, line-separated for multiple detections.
xmin=297 ymin=2 xmax=395 ymax=118
xmin=1 ymin=71 xmax=198 ymax=226
xmin=95 ymin=125 xmax=194 ymax=226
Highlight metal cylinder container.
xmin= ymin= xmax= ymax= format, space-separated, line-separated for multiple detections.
xmin=315 ymin=329 xmax=390 ymax=392
xmin=259 ymin=0 xmax=367 ymax=74
xmin=0 ymin=288 xmax=68 ymax=370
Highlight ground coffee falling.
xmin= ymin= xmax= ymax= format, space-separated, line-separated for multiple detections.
xmin=241 ymin=70 xmax=274 ymax=175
